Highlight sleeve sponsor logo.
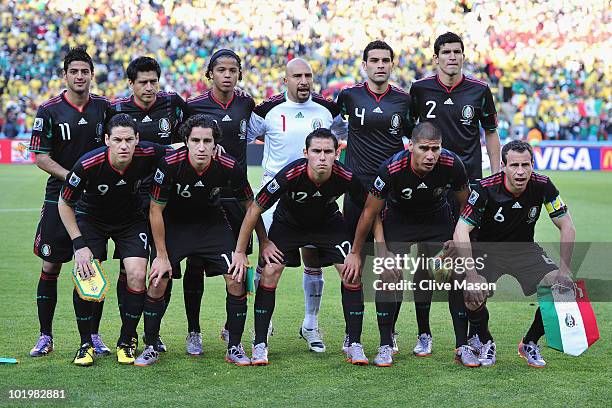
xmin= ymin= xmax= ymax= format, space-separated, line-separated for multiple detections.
xmin=33 ymin=118 xmax=43 ymax=131
xmin=374 ymin=176 xmax=385 ymax=191
xmin=154 ymin=169 xmax=164 ymax=184
xmin=267 ymin=178 xmax=280 ymax=193
xmin=468 ymin=190 xmax=479 ymax=205
xmin=68 ymin=173 xmax=81 ymax=187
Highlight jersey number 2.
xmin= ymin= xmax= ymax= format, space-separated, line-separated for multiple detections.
xmin=425 ymin=101 xmax=436 ymax=118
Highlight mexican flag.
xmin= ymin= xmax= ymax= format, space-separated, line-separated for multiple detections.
xmin=538 ymin=280 xmax=600 ymax=356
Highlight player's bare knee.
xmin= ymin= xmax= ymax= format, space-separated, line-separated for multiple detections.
xmin=261 ymin=264 xmax=282 ymax=286
xmin=42 ymin=261 xmax=61 ymax=275
xmin=464 ymin=299 xmax=484 ymax=311
xmin=224 ymin=276 xmax=246 ymax=296
xmin=147 ymin=278 xmax=168 ymax=298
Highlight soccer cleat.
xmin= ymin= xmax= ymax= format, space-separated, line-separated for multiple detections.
xmin=225 ymin=344 xmax=251 ymax=366
xmin=373 ymin=345 xmax=394 ymax=367
xmin=134 ymin=345 xmax=160 ymax=367
xmin=346 ymin=343 xmax=369 ymax=365
xmin=30 ymin=334 xmax=54 ymax=357
xmin=91 ymin=333 xmax=111 ymax=356
xmin=518 ymin=340 xmax=546 ymax=368
xmin=454 ymin=345 xmax=481 ymax=367
xmin=391 ymin=331 xmax=400 ymax=354
xmin=413 ymin=333 xmax=433 ymax=357
xmin=186 ymin=332 xmax=203 ymax=356
xmin=143 ymin=334 xmax=167 ymax=353
xmin=478 ymin=340 xmax=497 ymax=367
xmin=72 ymin=343 xmax=94 ymax=367
xmin=467 ymin=334 xmax=483 ymax=355
xmin=299 ymin=327 xmax=326 ymax=353
xmin=116 ymin=343 xmax=135 ymax=365
xmin=251 ymin=342 xmax=269 ymax=366
xmin=342 ymin=334 xmax=349 ymax=355
xmin=130 ymin=336 xmax=139 ymax=354
xmin=220 ymin=327 xmax=229 ymax=344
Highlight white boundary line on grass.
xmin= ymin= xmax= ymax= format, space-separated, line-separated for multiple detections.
xmin=0 ymin=208 xmax=40 ymax=212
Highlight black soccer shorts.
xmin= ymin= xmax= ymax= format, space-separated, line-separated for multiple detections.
xmin=268 ymin=213 xmax=351 ymax=268
xmin=33 ymin=201 xmax=74 ymax=263
xmin=77 ymin=214 xmax=150 ymax=261
xmin=221 ymin=197 xmax=253 ymax=255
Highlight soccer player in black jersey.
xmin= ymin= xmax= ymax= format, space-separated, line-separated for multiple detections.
xmin=229 ymin=129 xmax=370 ymax=366
xmin=409 ymin=32 xmax=500 ymax=181
xmin=184 ymin=50 xmax=256 ymax=351
xmin=344 ymin=122 xmax=470 ymax=366
xmin=335 ymin=40 xmax=413 ymax=351
xmin=28 ymin=48 xmax=111 ymax=358
xmin=58 ymin=114 xmax=171 ymax=366
xmin=106 ymin=56 xmax=188 ymax=352
xmin=453 ymin=140 xmax=576 ymax=368
xmin=148 ymin=114 xmax=273 ymax=365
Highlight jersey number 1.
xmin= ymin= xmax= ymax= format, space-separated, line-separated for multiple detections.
xmin=59 ymin=123 xmax=71 ymax=140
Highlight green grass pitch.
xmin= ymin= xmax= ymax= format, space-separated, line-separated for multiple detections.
xmin=0 ymin=165 xmax=610 ymax=407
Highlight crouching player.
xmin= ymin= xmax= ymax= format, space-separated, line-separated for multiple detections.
xmin=148 ymin=114 xmax=274 ymax=366
xmin=229 ymin=128 xmax=369 ymax=365
xmin=58 ymin=113 xmax=171 ymax=366
xmin=453 ymin=140 xmax=576 ymax=367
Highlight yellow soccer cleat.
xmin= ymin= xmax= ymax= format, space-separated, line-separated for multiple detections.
xmin=116 ymin=343 xmax=135 ymax=365
xmin=72 ymin=343 xmax=94 ymax=367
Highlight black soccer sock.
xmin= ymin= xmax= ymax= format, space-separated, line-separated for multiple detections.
xmin=37 ymin=270 xmax=59 ymax=335
xmin=523 ymin=307 xmax=545 ymax=344
xmin=119 ymin=288 xmax=145 ymax=345
xmin=341 ymin=283 xmax=364 ymax=344
xmin=392 ymin=299 xmax=403 ymax=333
xmin=413 ymin=269 xmax=432 ymax=335
xmin=117 ymin=270 xmax=128 ymax=325
xmin=183 ymin=263 xmax=204 ymax=333
xmin=226 ymin=293 xmax=248 ymax=348
xmin=376 ymin=293 xmax=395 ymax=347
xmin=415 ymin=302 xmax=432 ymax=336
xmin=90 ymin=300 xmax=104 ymax=334
xmin=467 ymin=303 xmax=493 ymax=343
xmin=73 ymin=288 xmax=93 ymax=345
xmin=163 ymin=277 xmax=173 ymax=313
xmin=254 ymin=284 xmax=276 ymax=345
xmin=448 ymin=289 xmax=468 ymax=347
xmin=143 ymin=293 xmax=166 ymax=349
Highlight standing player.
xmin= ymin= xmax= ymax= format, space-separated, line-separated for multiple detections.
xmin=408 ymin=32 xmax=502 ymax=353
xmin=248 ymin=58 xmax=342 ymax=352
xmin=58 ymin=113 xmax=171 ymax=366
xmin=148 ymin=114 xmax=274 ymax=365
xmin=184 ymin=50 xmax=255 ymax=354
xmin=106 ymin=56 xmax=187 ymax=352
xmin=344 ymin=122 xmax=471 ymax=366
xmin=229 ymin=129 xmax=369 ymax=365
xmin=454 ymin=140 xmax=576 ymax=367
xmin=335 ymin=40 xmax=413 ymax=352
xmin=28 ymin=48 xmax=111 ymax=357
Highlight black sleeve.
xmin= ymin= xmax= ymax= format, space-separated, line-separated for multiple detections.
xmin=254 ymin=168 xmax=290 ymax=212
xmin=369 ymin=158 xmax=393 ymax=200
xmin=61 ymin=162 xmax=87 ymax=206
xmin=172 ymin=94 xmax=188 ymax=143
xmin=459 ymin=183 xmax=488 ymax=227
xmin=229 ymin=163 xmax=254 ymax=201
xmin=149 ymin=158 xmax=174 ymax=205
xmin=450 ymin=156 xmax=469 ymax=191
xmin=543 ymin=178 xmax=568 ymax=218
xmin=479 ymin=86 xmax=498 ymax=131
xmin=29 ymin=105 xmax=53 ymax=154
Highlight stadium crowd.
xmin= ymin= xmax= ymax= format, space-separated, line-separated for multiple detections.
xmin=0 ymin=0 xmax=610 ymax=140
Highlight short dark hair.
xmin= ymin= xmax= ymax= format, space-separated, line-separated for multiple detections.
xmin=179 ymin=114 xmax=222 ymax=144
xmin=206 ymin=49 xmax=243 ymax=80
xmin=434 ymin=32 xmax=464 ymax=55
xmin=107 ymin=113 xmax=137 ymax=135
xmin=126 ymin=56 xmax=161 ymax=82
xmin=63 ymin=47 xmax=94 ymax=72
xmin=411 ymin=121 xmax=442 ymax=143
xmin=363 ymin=40 xmax=394 ymax=62
xmin=502 ymin=140 xmax=534 ymax=164
xmin=305 ymin=128 xmax=338 ymax=151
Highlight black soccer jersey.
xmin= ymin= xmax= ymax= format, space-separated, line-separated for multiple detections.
xmin=106 ymin=91 xmax=187 ymax=143
xmin=60 ymin=141 xmax=171 ymax=223
xmin=186 ymin=90 xmax=255 ymax=167
xmin=460 ymin=172 xmax=568 ymax=242
xmin=409 ymin=75 xmax=498 ymax=180
xmin=29 ymin=91 xmax=110 ymax=201
xmin=149 ymin=147 xmax=253 ymax=223
xmin=255 ymin=158 xmax=366 ymax=229
xmin=337 ymin=82 xmax=413 ymax=179
xmin=370 ymin=149 xmax=468 ymax=215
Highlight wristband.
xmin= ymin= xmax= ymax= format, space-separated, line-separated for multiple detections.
xmin=72 ymin=236 xmax=87 ymax=251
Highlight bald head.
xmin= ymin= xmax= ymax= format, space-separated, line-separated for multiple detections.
xmin=284 ymin=58 xmax=314 ymax=103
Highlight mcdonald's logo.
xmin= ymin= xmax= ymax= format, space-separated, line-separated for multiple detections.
xmin=601 ymin=148 xmax=612 ymax=171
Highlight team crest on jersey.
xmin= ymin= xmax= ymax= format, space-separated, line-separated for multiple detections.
xmin=468 ymin=190 xmax=479 ymax=205
xmin=267 ymin=179 xmax=280 ymax=193
xmin=527 ymin=206 xmax=539 ymax=223
xmin=68 ymin=173 xmax=81 ymax=187
xmin=311 ymin=118 xmax=323 ymax=130
xmin=374 ymin=176 xmax=385 ymax=191
xmin=154 ymin=169 xmax=164 ymax=184
xmin=239 ymin=119 xmax=247 ymax=140
xmin=390 ymin=113 xmax=401 ymax=129
xmin=461 ymin=105 xmax=475 ymax=125
xmin=159 ymin=118 xmax=171 ymax=132
xmin=41 ymin=244 xmax=51 ymax=257
xmin=33 ymin=118 xmax=44 ymax=132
